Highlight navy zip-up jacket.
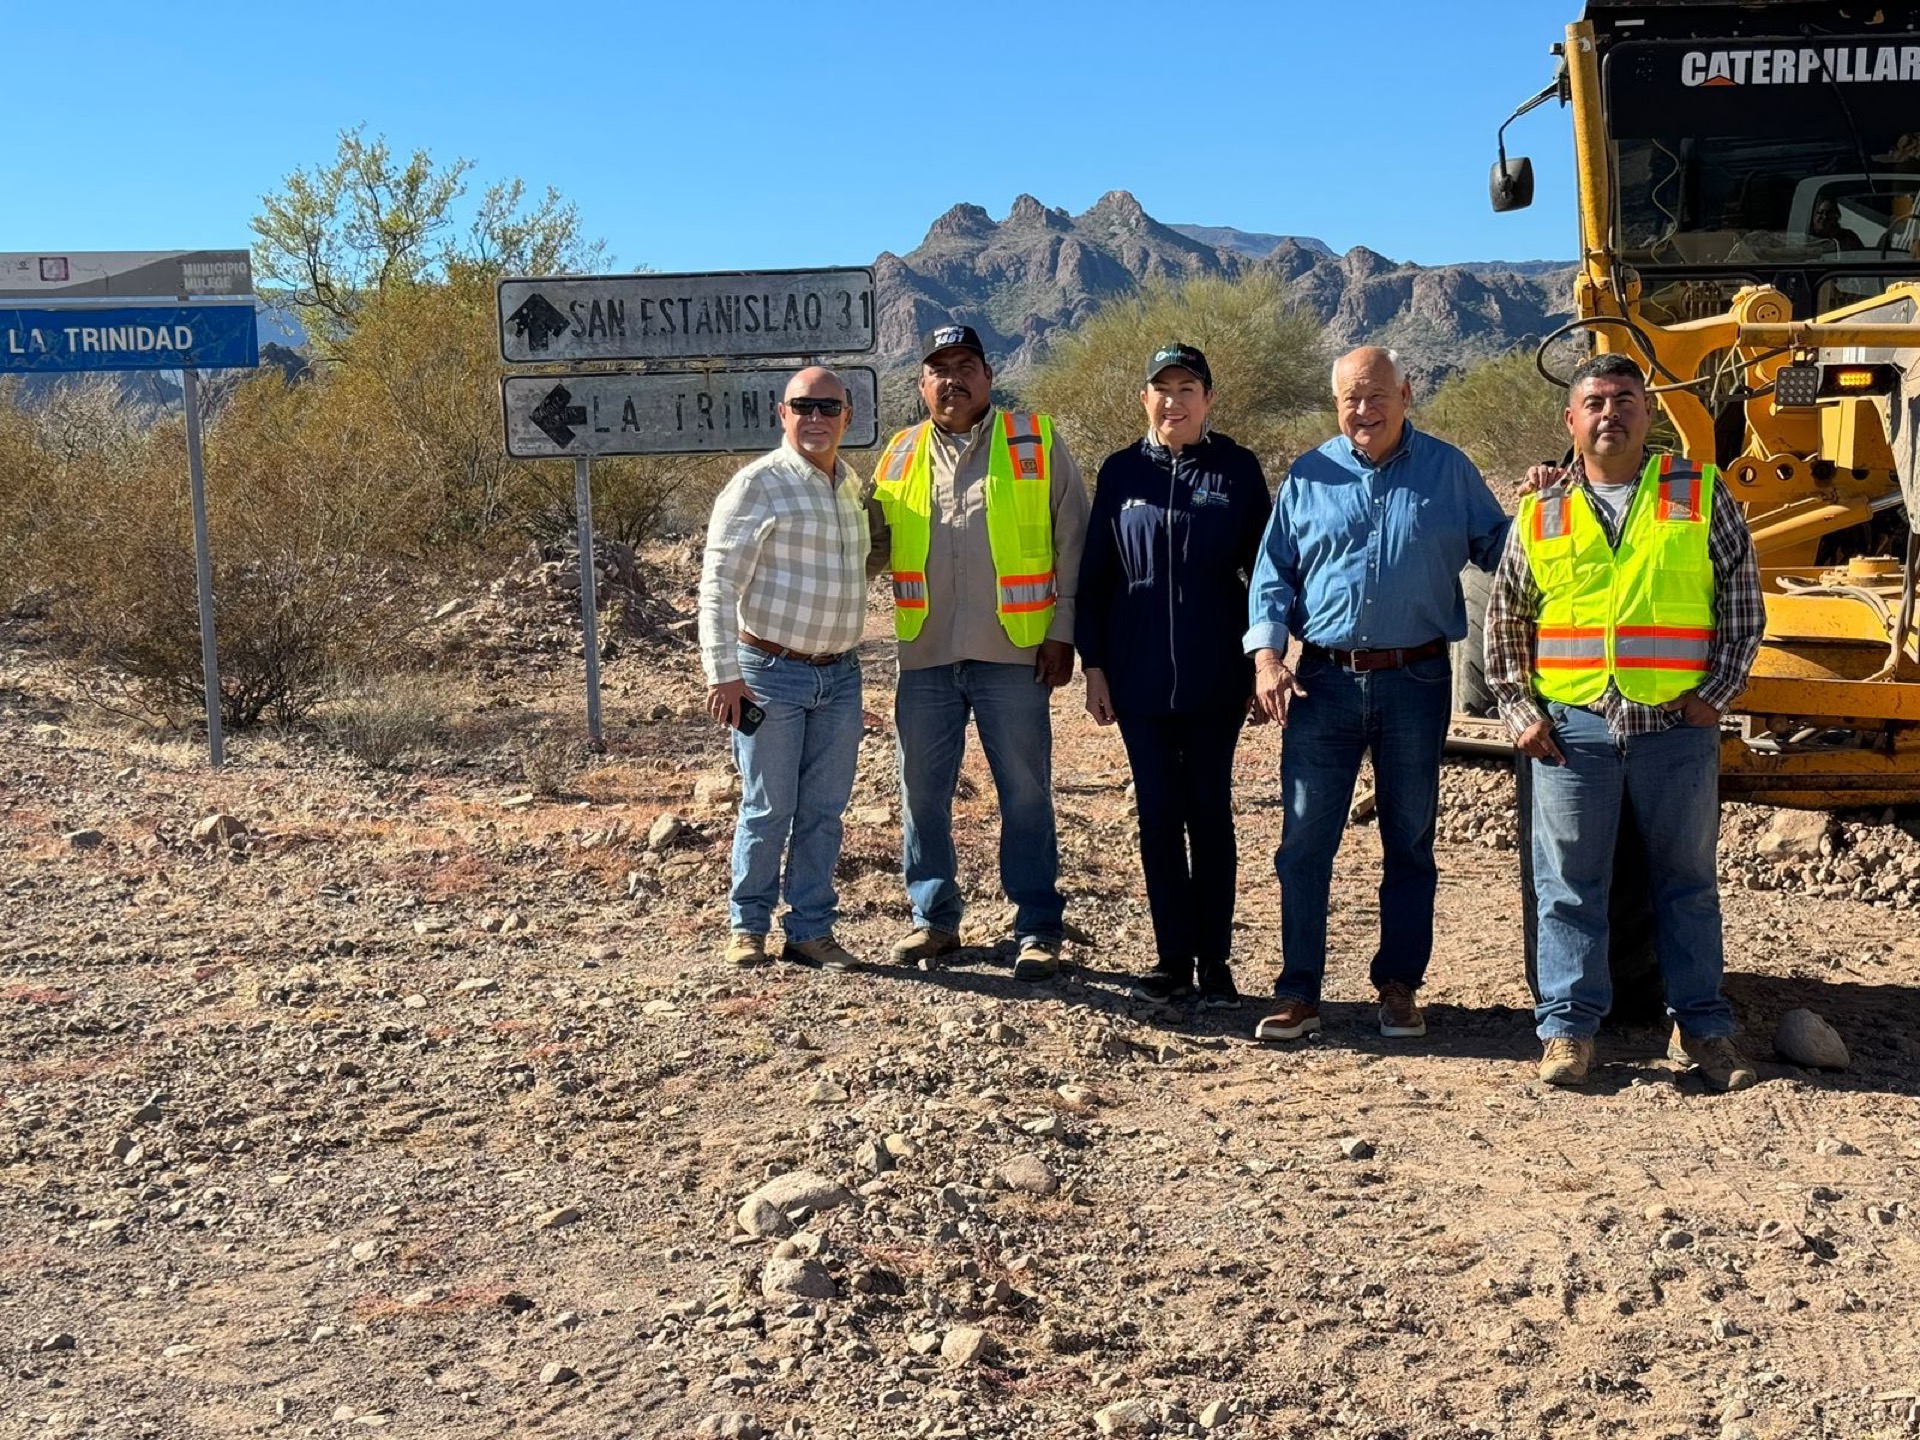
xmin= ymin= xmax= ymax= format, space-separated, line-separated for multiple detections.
xmin=1075 ymin=430 xmax=1273 ymax=716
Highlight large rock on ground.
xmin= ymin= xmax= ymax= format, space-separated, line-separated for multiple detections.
xmin=1755 ymin=811 xmax=1829 ymax=861
xmin=1774 ymin=1008 xmax=1850 ymax=1069
xmin=761 ymin=1257 xmax=837 ymax=1301
xmin=739 ymin=1171 xmax=854 ymax=1220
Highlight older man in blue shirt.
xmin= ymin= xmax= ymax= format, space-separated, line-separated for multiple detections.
xmin=1246 ymin=346 xmax=1509 ymax=1043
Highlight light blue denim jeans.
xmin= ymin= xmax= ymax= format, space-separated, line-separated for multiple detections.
xmin=1530 ymin=701 xmax=1733 ymax=1040
xmin=728 ymin=644 xmax=863 ymax=943
xmin=895 ymin=660 xmax=1064 ymax=947
xmin=1271 ymin=648 xmax=1454 ymax=1004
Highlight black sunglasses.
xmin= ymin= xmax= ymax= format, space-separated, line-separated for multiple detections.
xmin=785 ymin=398 xmax=845 ymax=417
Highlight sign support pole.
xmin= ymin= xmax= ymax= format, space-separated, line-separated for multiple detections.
xmin=180 ymin=366 xmax=225 ymax=768
xmin=573 ymin=456 xmax=603 ymax=746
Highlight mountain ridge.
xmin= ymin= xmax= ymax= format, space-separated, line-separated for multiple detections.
xmin=873 ymin=190 xmax=1576 ymax=386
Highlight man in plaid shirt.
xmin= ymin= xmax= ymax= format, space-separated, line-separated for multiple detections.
xmin=1486 ymin=353 xmax=1764 ymax=1091
xmin=700 ymin=367 xmax=885 ymax=972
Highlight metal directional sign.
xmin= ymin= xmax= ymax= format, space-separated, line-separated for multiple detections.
xmin=502 ymin=366 xmax=880 ymax=458
xmin=0 ymin=303 xmax=259 ymax=374
xmin=0 ymin=250 xmax=253 ymax=299
xmin=498 ymin=267 xmax=875 ymax=364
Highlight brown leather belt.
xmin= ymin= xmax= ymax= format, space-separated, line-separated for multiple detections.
xmin=1303 ymin=637 xmax=1447 ymax=673
xmin=739 ymin=629 xmax=846 ymax=666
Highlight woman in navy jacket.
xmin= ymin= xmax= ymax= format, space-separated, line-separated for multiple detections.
xmin=1075 ymin=344 xmax=1273 ymax=1004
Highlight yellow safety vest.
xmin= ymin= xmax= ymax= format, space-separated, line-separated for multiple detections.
xmin=871 ymin=410 xmax=1058 ymax=647
xmin=1517 ymin=453 xmax=1717 ymax=706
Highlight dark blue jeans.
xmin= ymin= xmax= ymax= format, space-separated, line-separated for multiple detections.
xmin=1117 ymin=708 xmax=1246 ymax=968
xmin=895 ymin=661 xmax=1064 ymax=946
xmin=1272 ymin=649 xmax=1453 ymax=1004
xmin=1530 ymin=703 xmax=1732 ymax=1040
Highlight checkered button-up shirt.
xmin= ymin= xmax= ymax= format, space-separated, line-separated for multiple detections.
xmin=1485 ymin=454 xmax=1765 ymax=740
xmin=699 ymin=443 xmax=876 ymax=686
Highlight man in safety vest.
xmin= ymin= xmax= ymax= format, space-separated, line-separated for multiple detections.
xmin=871 ymin=322 xmax=1091 ymax=981
xmin=1485 ymin=353 xmax=1765 ymax=1091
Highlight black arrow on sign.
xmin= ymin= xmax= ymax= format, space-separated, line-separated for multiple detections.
xmin=530 ymin=384 xmax=588 ymax=448
xmin=507 ymin=293 xmax=572 ymax=352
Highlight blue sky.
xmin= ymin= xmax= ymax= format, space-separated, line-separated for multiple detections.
xmin=1 ymin=0 xmax=1580 ymax=272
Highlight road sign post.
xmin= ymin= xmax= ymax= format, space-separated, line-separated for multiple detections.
xmin=497 ymin=266 xmax=879 ymax=747
xmin=0 ymin=251 xmax=256 ymax=769
xmin=574 ymin=457 xmax=603 ymax=747
xmin=180 ymin=367 xmax=225 ymax=767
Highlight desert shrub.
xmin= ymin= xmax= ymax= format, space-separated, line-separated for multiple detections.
xmin=318 ymin=670 xmax=457 ymax=768
xmin=1026 ymin=273 xmax=1328 ymax=475
xmin=517 ymin=727 xmax=583 ymax=796
xmin=1421 ymin=349 xmax=1571 ymax=482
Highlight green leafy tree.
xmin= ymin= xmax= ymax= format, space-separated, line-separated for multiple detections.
xmin=1025 ymin=273 xmax=1327 ymax=474
xmin=252 ymin=126 xmax=604 ymax=344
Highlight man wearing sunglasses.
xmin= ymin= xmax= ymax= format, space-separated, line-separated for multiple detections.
xmin=701 ymin=367 xmax=884 ymax=972
xmin=871 ymin=323 xmax=1091 ymax=982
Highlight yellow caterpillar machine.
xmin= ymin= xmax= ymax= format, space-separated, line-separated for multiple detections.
xmin=1492 ymin=0 xmax=1920 ymax=807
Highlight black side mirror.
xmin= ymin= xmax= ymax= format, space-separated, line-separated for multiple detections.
xmin=1491 ymin=156 xmax=1535 ymax=213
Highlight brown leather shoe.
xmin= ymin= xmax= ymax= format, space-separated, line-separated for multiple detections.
xmin=1539 ymin=1036 xmax=1595 ymax=1086
xmin=1378 ymin=981 xmax=1427 ymax=1038
xmin=1012 ymin=939 xmax=1060 ymax=983
xmin=723 ymin=932 xmax=767 ymax=967
xmin=1668 ymin=1028 xmax=1757 ymax=1092
xmin=1253 ymin=999 xmax=1322 ymax=1041
xmin=785 ymin=934 xmax=862 ymax=972
xmin=891 ymin=927 xmax=961 ymax=970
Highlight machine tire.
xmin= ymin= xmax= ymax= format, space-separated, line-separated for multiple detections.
xmin=1453 ymin=565 xmax=1496 ymax=718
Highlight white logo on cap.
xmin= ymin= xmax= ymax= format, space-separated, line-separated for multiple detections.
xmin=934 ymin=326 xmax=965 ymax=346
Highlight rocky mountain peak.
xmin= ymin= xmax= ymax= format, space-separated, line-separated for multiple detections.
xmin=1005 ymin=194 xmax=1070 ymax=230
xmin=1081 ymin=189 xmax=1149 ymax=231
xmin=923 ymin=202 xmax=996 ymax=244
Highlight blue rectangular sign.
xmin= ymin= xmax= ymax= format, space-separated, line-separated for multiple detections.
xmin=0 ymin=303 xmax=259 ymax=373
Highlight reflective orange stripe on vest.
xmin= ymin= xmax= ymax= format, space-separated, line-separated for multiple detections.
xmin=1613 ymin=624 xmax=1713 ymax=671
xmin=1532 ymin=492 xmax=1573 ymax=541
xmin=1656 ymin=454 xmax=1704 ymax=523
xmin=998 ymin=570 xmax=1056 ymax=614
xmin=1535 ymin=624 xmax=1606 ymax=670
xmin=876 ymin=426 xmax=922 ymax=484
xmin=1002 ymin=411 xmax=1048 ymax=482
xmin=893 ymin=571 xmax=927 ymax=610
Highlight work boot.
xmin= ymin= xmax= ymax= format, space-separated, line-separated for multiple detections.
xmin=1253 ymin=999 xmax=1321 ymax=1042
xmin=1668 ymin=1028 xmax=1758 ymax=1092
xmin=723 ymin=932 xmax=767 ymax=968
xmin=1538 ymin=1036 xmax=1595 ymax=1086
xmin=785 ymin=934 xmax=862 ymax=973
xmin=891 ymin=926 xmax=961 ymax=971
xmin=1377 ymin=980 xmax=1427 ymax=1038
xmin=1196 ymin=960 xmax=1240 ymax=1011
xmin=1131 ymin=960 xmax=1193 ymax=1003
xmin=1012 ymin=938 xmax=1060 ymax=983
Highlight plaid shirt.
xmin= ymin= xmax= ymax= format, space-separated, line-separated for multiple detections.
xmin=1485 ymin=454 xmax=1764 ymax=739
xmin=699 ymin=443 xmax=877 ymax=685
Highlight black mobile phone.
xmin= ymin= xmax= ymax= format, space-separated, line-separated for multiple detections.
xmin=736 ymin=700 xmax=766 ymax=736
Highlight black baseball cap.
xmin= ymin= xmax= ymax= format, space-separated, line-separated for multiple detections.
xmin=921 ymin=322 xmax=987 ymax=365
xmin=1145 ymin=342 xmax=1212 ymax=390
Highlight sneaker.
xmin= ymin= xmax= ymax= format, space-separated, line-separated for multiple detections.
xmin=891 ymin=926 xmax=961 ymax=970
xmin=1253 ymin=999 xmax=1321 ymax=1042
xmin=723 ymin=932 xmax=767 ymax=967
xmin=1196 ymin=961 xmax=1240 ymax=1011
xmin=1668 ymin=1028 xmax=1758 ymax=1092
xmin=1538 ymin=1036 xmax=1595 ymax=1086
xmin=1132 ymin=961 xmax=1194 ymax=1003
xmin=786 ymin=934 xmax=862 ymax=972
xmin=1012 ymin=939 xmax=1060 ymax=983
xmin=1377 ymin=980 xmax=1427 ymax=1038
